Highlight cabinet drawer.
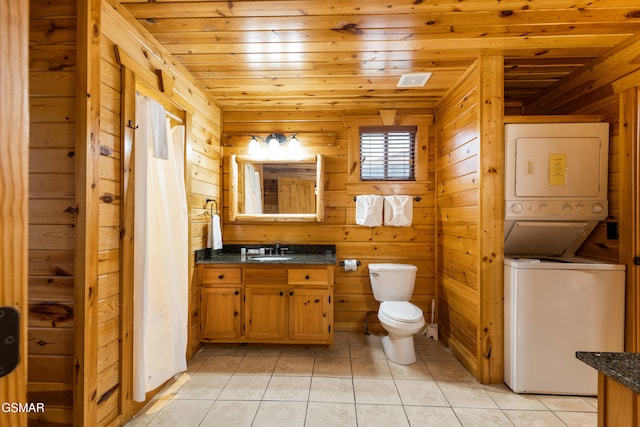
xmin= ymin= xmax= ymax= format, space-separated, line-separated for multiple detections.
xmin=201 ymin=267 xmax=242 ymax=284
xmin=288 ymin=268 xmax=329 ymax=285
xmin=245 ymin=267 xmax=286 ymax=285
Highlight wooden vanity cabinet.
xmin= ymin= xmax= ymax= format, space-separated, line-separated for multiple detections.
xmin=199 ymin=264 xmax=334 ymax=345
xmin=244 ymin=267 xmax=287 ymax=341
xmin=200 ymin=267 xmax=242 ymax=340
xmin=287 ymin=268 xmax=333 ymax=342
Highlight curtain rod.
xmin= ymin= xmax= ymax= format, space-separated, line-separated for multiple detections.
xmin=136 ymin=91 xmax=184 ymax=124
xmin=165 ymin=110 xmax=184 ymax=124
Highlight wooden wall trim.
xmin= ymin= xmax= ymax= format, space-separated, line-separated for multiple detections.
xmin=0 ymin=0 xmax=29 ymax=425
xmin=619 ymin=87 xmax=640 ymax=352
xmin=477 ymin=55 xmax=504 ymax=384
xmin=119 ymin=66 xmax=136 ymax=422
xmin=74 ymin=0 xmax=102 ymax=424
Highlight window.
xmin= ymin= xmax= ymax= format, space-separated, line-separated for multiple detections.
xmin=359 ymin=126 xmax=416 ymax=181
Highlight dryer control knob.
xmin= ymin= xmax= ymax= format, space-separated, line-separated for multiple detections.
xmin=592 ymin=203 xmax=604 ymax=214
xmin=510 ymin=203 xmax=523 ymax=214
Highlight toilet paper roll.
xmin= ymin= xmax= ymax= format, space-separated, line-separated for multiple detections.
xmin=344 ymin=259 xmax=358 ymax=272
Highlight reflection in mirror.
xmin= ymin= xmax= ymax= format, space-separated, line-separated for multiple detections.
xmin=230 ymin=155 xmax=324 ymax=222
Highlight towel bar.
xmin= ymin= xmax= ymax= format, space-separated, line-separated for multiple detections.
xmin=353 ymin=196 xmax=421 ymax=202
xmin=205 ymin=198 xmax=218 ymax=215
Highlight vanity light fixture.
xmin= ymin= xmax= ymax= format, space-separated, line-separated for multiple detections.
xmin=248 ymin=133 xmax=301 ymax=159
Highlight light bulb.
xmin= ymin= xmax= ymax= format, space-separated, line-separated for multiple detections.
xmin=287 ymin=136 xmax=301 ymax=158
xmin=248 ymin=137 xmax=260 ymax=155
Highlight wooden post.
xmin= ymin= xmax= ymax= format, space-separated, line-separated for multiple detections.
xmin=478 ymin=56 xmax=505 ymax=384
xmin=0 ymin=1 xmax=29 ymax=425
xmin=619 ymin=86 xmax=640 ymax=352
xmin=74 ymin=0 xmax=101 ymax=424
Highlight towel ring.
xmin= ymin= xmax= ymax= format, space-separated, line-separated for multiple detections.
xmin=205 ymin=198 xmax=218 ymax=215
xmin=353 ymin=196 xmax=421 ymax=202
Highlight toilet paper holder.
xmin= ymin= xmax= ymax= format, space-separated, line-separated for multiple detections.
xmin=339 ymin=260 xmax=361 ymax=267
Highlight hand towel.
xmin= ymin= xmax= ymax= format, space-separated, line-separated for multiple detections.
xmin=384 ymin=195 xmax=413 ymax=226
xmin=355 ymin=195 xmax=383 ymax=227
xmin=207 ymin=214 xmax=223 ymax=250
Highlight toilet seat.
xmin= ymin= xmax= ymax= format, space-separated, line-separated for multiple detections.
xmin=379 ymin=301 xmax=424 ymax=323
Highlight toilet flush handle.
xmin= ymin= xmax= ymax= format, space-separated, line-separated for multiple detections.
xmin=370 ymin=272 xmax=379 ymax=277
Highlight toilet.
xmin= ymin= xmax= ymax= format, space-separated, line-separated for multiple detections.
xmin=369 ymin=263 xmax=425 ymax=365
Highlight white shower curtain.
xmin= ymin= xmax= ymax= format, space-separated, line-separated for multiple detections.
xmin=133 ymin=95 xmax=188 ymax=402
xmin=244 ymin=162 xmax=263 ymax=214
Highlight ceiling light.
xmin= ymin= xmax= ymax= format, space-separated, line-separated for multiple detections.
xmin=397 ymin=73 xmax=432 ymax=88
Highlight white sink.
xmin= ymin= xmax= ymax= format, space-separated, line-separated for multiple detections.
xmin=250 ymin=256 xmax=292 ymax=261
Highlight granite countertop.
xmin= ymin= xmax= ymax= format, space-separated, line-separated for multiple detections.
xmin=195 ymin=244 xmax=336 ymax=265
xmin=576 ymin=352 xmax=640 ymax=394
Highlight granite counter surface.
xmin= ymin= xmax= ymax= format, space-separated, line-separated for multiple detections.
xmin=195 ymin=244 xmax=336 ymax=265
xmin=576 ymin=352 xmax=640 ymax=394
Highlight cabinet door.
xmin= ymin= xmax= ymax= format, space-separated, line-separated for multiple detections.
xmin=201 ymin=287 xmax=242 ymax=340
xmin=245 ymin=286 xmax=286 ymax=340
xmin=288 ymin=286 xmax=330 ymax=342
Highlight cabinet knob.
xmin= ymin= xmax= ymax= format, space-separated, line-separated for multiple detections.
xmin=305 ymin=275 xmax=310 ymax=280
xmin=233 ymin=311 xmax=238 ymax=317
xmin=234 ymin=290 xmax=239 ymax=295
xmin=289 ymin=291 xmax=294 ymax=296
xmin=218 ymin=274 xmax=224 ymax=279
xmin=279 ymin=291 xmax=284 ymax=296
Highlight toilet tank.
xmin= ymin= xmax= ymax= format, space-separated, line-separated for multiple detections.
xmin=369 ymin=263 xmax=417 ymax=301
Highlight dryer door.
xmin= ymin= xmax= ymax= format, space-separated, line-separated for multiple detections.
xmin=504 ymin=221 xmax=595 ymax=257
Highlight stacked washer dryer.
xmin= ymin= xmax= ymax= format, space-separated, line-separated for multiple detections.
xmin=503 ymin=122 xmax=625 ymax=396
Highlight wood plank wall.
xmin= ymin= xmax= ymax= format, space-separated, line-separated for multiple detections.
xmin=524 ymin=36 xmax=640 ymax=351
xmin=222 ymin=109 xmax=437 ymax=332
xmin=27 ymin=0 xmax=221 ymax=424
xmin=434 ymin=57 xmax=504 ymax=383
xmin=28 ymin=0 xmax=77 ymax=424
xmin=99 ymin=1 xmax=221 ymax=424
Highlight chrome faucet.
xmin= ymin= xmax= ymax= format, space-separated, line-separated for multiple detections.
xmin=274 ymin=241 xmax=288 ymax=255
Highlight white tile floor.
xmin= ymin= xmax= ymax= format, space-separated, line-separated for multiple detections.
xmin=126 ymin=332 xmax=597 ymax=426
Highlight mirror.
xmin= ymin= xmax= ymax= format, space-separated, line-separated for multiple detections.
xmin=230 ymin=154 xmax=324 ymax=222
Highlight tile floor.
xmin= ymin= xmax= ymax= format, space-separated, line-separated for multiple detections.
xmin=126 ymin=332 xmax=598 ymax=426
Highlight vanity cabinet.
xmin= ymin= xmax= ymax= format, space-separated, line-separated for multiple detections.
xmin=199 ymin=264 xmax=334 ymax=345
xmin=200 ymin=267 xmax=243 ymax=340
xmin=287 ymin=268 xmax=332 ymax=342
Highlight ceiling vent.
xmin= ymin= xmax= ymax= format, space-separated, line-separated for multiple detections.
xmin=397 ymin=73 xmax=432 ymax=88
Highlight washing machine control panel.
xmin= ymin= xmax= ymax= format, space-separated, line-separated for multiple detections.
xmin=505 ymin=200 xmax=607 ymax=221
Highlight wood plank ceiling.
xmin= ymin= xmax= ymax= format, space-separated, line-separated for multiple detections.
xmin=119 ymin=0 xmax=640 ymax=111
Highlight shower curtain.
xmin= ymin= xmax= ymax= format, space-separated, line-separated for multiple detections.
xmin=244 ymin=162 xmax=263 ymax=214
xmin=133 ymin=95 xmax=188 ymax=402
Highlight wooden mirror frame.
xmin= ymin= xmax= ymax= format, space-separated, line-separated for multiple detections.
xmin=229 ymin=154 xmax=324 ymax=222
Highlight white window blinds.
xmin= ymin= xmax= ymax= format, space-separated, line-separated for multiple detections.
xmin=359 ymin=126 xmax=416 ymax=181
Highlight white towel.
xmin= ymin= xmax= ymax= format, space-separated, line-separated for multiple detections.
xmin=384 ymin=195 xmax=413 ymax=226
xmin=355 ymin=195 xmax=383 ymax=227
xmin=207 ymin=214 xmax=223 ymax=250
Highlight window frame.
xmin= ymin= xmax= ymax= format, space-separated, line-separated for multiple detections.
xmin=344 ymin=112 xmax=432 ymax=195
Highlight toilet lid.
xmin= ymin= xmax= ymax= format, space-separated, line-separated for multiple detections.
xmin=380 ymin=301 xmax=424 ymax=322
